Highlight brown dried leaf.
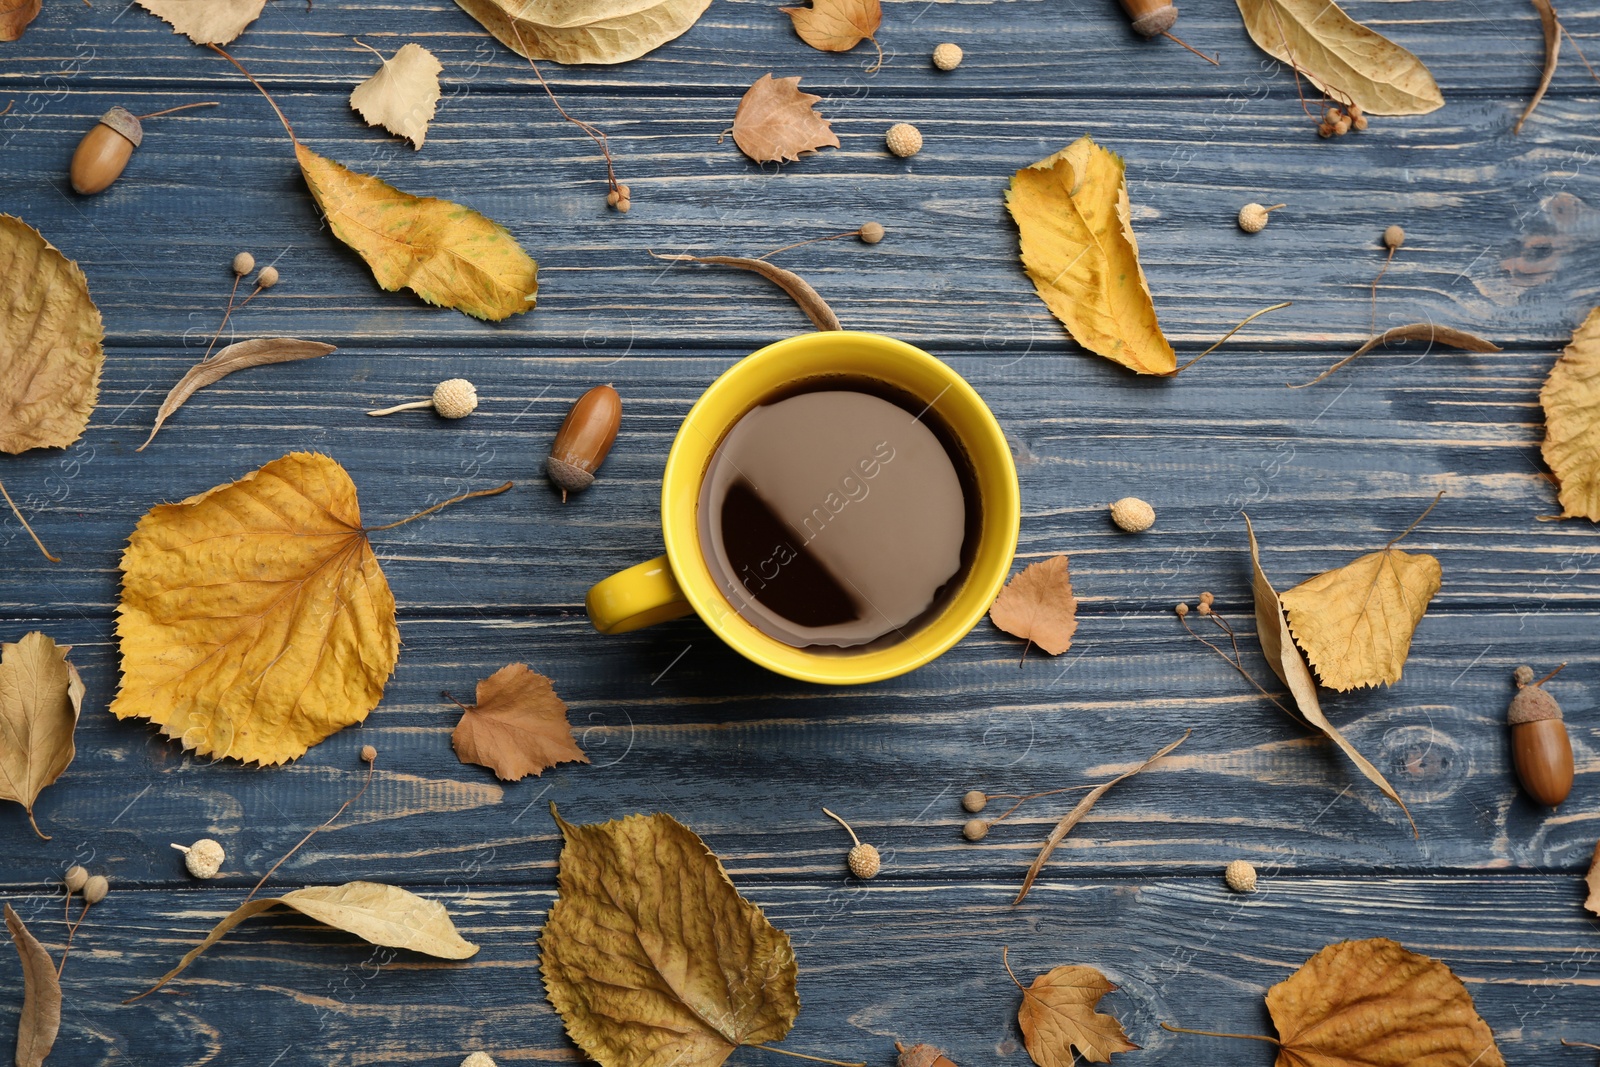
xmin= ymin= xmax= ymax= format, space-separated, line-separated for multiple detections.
xmin=732 ymin=73 xmax=840 ymax=164
xmin=0 ymin=0 xmax=41 ymax=42
xmin=6 ymin=904 xmax=61 ymax=1067
xmin=1017 ymin=963 xmax=1138 ymax=1066
xmin=1014 ymin=731 xmax=1188 ymax=904
xmin=1518 ymin=0 xmax=1562 ymax=134
xmin=139 ymin=338 xmax=336 ymax=451
xmin=350 ymin=42 xmax=443 ymax=150
xmin=455 ymin=0 xmax=712 ymax=65
xmin=989 ymin=555 xmax=1078 ymax=657
xmin=782 ymin=0 xmax=883 ymax=68
xmin=451 ymin=663 xmax=588 ymax=781
xmin=1234 ymin=0 xmax=1443 ymax=115
xmin=135 ymin=0 xmax=267 ymax=44
xmin=649 ymin=252 xmax=841 ymax=331
xmin=1245 ymin=516 xmax=1415 ymax=832
xmin=896 ymin=1042 xmax=958 ymax=1067
xmin=0 ymin=632 xmax=84 ymax=840
xmin=1586 ymin=840 xmax=1600 ymax=915
xmin=1266 ymin=938 xmax=1505 ymax=1066
xmin=1540 ymin=305 xmax=1600 ymax=520
xmin=1290 ymin=323 xmax=1501 ymax=388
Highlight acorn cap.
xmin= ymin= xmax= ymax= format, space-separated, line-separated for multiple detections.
xmin=1130 ymin=4 xmax=1179 ymax=36
xmin=546 ymin=456 xmax=595 ymax=495
xmin=1509 ymin=685 xmax=1562 ymax=724
xmin=99 ymin=106 xmax=143 ymax=147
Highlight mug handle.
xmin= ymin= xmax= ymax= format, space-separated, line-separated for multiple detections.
xmin=586 ymin=555 xmax=695 ymax=634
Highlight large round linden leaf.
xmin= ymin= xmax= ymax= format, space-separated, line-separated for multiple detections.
xmin=0 ymin=215 xmax=104 ymax=455
xmin=454 ymin=0 xmax=712 ymax=65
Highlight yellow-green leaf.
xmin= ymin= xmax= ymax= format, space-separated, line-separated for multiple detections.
xmin=540 ymin=805 xmax=799 ymax=1067
xmin=295 ymin=144 xmax=538 ymax=322
xmin=1006 ymin=136 xmax=1175 ymax=376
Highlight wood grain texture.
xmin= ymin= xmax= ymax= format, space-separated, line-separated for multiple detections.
xmin=3 ymin=0 xmax=1600 ymax=1062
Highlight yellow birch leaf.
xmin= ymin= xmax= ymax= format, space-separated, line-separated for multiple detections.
xmin=1006 ymin=136 xmax=1175 ymax=376
xmin=1280 ymin=546 xmax=1441 ymax=692
xmin=455 ymin=0 xmax=712 ymax=65
xmin=1234 ymin=0 xmax=1444 ymax=116
xmin=1017 ymin=964 xmax=1139 ymax=1066
xmin=135 ymin=0 xmax=268 ymax=45
xmin=111 ymin=452 xmax=400 ymax=766
xmin=1265 ymin=938 xmax=1505 ymax=1067
xmin=1540 ymin=305 xmax=1600 ymax=521
xmin=295 ymin=144 xmax=538 ymax=321
xmin=540 ymin=805 xmax=800 ymax=1067
xmin=349 ymin=42 xmax=443 ymax=150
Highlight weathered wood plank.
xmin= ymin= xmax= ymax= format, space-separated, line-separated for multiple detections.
xmin=1 ymin=877 xmax=1596 ymax=1067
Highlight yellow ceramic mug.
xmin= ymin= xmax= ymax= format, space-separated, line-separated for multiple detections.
xmin=584 ymin=331 xmax=1020 ymax=684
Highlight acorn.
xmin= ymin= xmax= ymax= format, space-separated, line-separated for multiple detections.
xmin=1509 ymin=664 xmax=1573 ymax=807
xmin=71 ymin=107 xmax=143 ymax=195
xmin=896 ymin=1041 xmax=959 ymax=1067
xmin=1118 ymin=0 xmax=1178 ymax=36
xmin=547 ymin=385 xmax=622 ymax=502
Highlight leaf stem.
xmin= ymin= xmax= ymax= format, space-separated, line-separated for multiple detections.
xmin=1533 ymin=663 xmax=1569 ymax=688
xmin=243 ymin=754 xmax=376 ymax=904
xmin=1174 ymin=301 xmax=1291 ymax=373
xmin=1162 ymin=30 xmax=1220 ymax=65
xmin=748 ymin=1045 xmax=865 ymax=1067
xmin=134 ymin=101 xmax=220 ymax=120
xmin=0 ymin=475 xmax=60 ymax=562
xmin=366 ymin=399 xmax=435 ymax=416
xmin=509 ymin=25 xmax=621 ymax=194
xmin=364 ymin=481 xmax=513 ymax=533
xmin=1161 ymin=1022 xmax=1280 ymax=1046
xmin=1562 ymin=1038 xmax=1600 ymax=1051
xmin=821 ymin=807 xmax=862 ymax=847
xmin=1384 ymin=490 xmax=1444 ymax=549
xmin=207 ymin=44 xmax=299 ymax=147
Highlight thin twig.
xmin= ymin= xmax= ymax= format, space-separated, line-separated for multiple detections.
xmin=756 ymin=229 xmax=867 ymax=261
xmin=821 ymin=808 xmax=862 ymax=847
xmin=1162 ymin=30 xmax=1220 ymax=65
xmin=0 ymin=475 xmax=60 ymax=562
xmin=365 ymin=481 xmax=514 ymax=532
xmin=202 ymin=272 xmax=244 ymax=361
xmin=1179 ymin=611 xmax=1306 ymax=728
xmin=509 ymin=25 xmax=620 ymax=194
xmin=56 ymin=899 xmax=90 ymax=978
xmin=747 ymin=1046 xmax=865 ymax=1067
xmin=1174 ymin=302 xmax=1291 ymax=373
xmin=1533 ymin=662 xmax=1569 ymax=687
xmin=134 ymin=101 xmax=220 ymax=120
xmin=1384 ymin=490 xmax=1444 ymax=549
xmin=243 ymin=756 xmax=376 ymax=904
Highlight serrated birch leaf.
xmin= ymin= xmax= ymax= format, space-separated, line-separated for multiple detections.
xmin=1006 ymin=136 xmax=1175 ymax=376
xmin=350 ymin=42 xmax=443 ymax=149
xmin=135 ymin=0 xmax=267 ymax=44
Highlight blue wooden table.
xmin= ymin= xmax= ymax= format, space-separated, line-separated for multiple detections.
xmin=3 ymin=1 xmax=1599 ymax=1064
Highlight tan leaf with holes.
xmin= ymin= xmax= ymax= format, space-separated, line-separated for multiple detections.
xmin=1540 ymin=305 xmax=1600 ymax=520
xmin=731 ymin=73 xmax=840 ymax=164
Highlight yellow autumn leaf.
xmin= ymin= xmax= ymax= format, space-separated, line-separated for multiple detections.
xmin=1541 ymin=305 xmax=1600 ymax=521
xmin=0 ymin=632 xmax=84 ymax=840
xmin=540 ymin=805 xmax=800 ymax=1067
xmin=135 ymin=0 xmax=267 ymax=45
xmin=455 ymin=0 xmax=712 ymax=65
xmin=1235 ymin=0 xmax=1443 ymax=116
xmin=295 ymin=145 xmax=537 ymax=321
xmin=111 ymin=452 xmax=399 ymax=766
xmin=1006 ymin=135 xmax=1175 ymax=376
xmin=1280 ymin=540 xmax=1442 ymax=692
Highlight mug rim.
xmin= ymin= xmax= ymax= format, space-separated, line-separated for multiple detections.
xmin=660 ymin=331 xmax=1019 ymax=684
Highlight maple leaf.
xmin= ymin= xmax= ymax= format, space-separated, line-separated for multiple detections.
xmin=540 ymin=805 xmax=800 ymax=1067
xmin=1234 ymin=0 xmax=1443 ymax=115
xmin=989 ymin=555 xmax=1078 ymax=657
xmin=1541 ymin=305 xmax=1600 ymax=521
xmin=456 ymin=0 xmax=712 ymax=65
xmin=781 ymin=0 xmax=883 ymax=70
xmin=0 ymin=632 xmax=84 ymax=840
xmin=111 ymin=452 xmax=400 ymax=766
xmin=732 ymin=73 xmax=840 ymax=164
xmin=1006 ymin=136 xmax=1175 ymax=376
xmin=451 ymin=663 xmax=589 ymax=781
xmin=6 ymin=904 xmax=60 ymax=1067
xmin=0 ymin=0 xmax=41 ymax=42
xmin=1266 ymin=938 xmax=1505 ymax=1066
xmin=350 ymin=42 xmax=443 ymax=150
xmin=1013 ymin=960 xmax=1139 ymax=1066
xmin=135 ymin=0 xmax=267 ymax=44
xmin=1245 ymin=516 xmax=1414 ymax=831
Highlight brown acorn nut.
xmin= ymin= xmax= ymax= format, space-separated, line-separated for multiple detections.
xmin=896 ymin=1041 xmax=959 ymax=1067
xmin=1509 ymin=665 xmax=1573 ymax=807
xmin=71 ymin=107 xmax=143 ymax=195
xmin=547 ymin=384 xmax=621 ymax=502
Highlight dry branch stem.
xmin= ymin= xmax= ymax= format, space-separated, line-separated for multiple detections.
xmin=1174 ymin=302 xmax=1291 ymax=373
xmin=0 ymin=475 xmax=60 ymax=562
xmin=365 ymin=481 xmax=514 ymax=533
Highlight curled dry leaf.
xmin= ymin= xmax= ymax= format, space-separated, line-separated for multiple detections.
xmin=136 ymin=0 xmax=267 ymax=44
xmin=1290 ymin=323 xmax=1500 ymax=388
xmin=0 ymin=0 xmax=41 ymax=42
xmin=649 ymin=252 xmax=841 ymax=331
xmin=451 ymin=663 xmax=589 ymax=781
xmin=1245 ymin=515 xmax=1415 ymax=832
xmin=134 ymin=881 xmax=478 ymax=1000
xmin=111 ymin=452 xmax=400 ymax=766
xmin=1006 ymin=136 xmax=1175 ymax=376
xmin=1267 ymin=938 xmax=1505 ymax=1066
xmin=1517 ymin=0 xmax=1561 ymax=134
xmin=350 ymin=42 xmax=443 ymax=150
xmin=455 ymin=0 xmax=712 ymax=65
xmin=540 ymin=805 xmax=800 ymax=1067
xmin=1540 ymin=305 xmax=1600 ymax=521
xmin=1015 ymin=731 xmax=1188 ymax=904
xmin=6 ymin=904 xmax=61 ymax=1067
xmin=989 ymin=555 xmax=1078 ymax=657
xmin=1586 ymin=840 xmax=1600 ymax=915
xmin=0 ymin=632 xmax=84 ymax=840
xmin=1015 ymin=962 xmax=1138 ymax=1066
xmin=1280 ymin=510 xmax=1442 ymax=692
xmin=782 ymin=0 xmax=884 ymax=70
xmin=1234 ymin=0 xmax=1443 ymax=115
xmin=732 ymin=73 xmax=840 ymax=164
xmin=139 ymin=338 xmax=336 ymax=451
